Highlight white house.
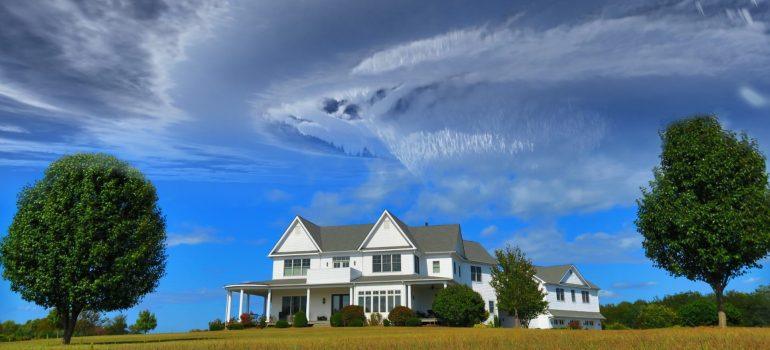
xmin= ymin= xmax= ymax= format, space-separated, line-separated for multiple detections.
xmin=224 ymin=210 xmax=604 ymax=329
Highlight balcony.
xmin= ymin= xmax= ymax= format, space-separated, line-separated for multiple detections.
xmin=306 ymin=267 xmax=361 ymax=284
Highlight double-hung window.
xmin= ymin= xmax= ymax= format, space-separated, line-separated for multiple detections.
xmin=581 ymin=291 xmax=590 ymax=303
xmin=432 ymin=261 xmax=440 ymax=273
xmin=471 ymin=266 xmax=482 ymax=282
xmin=571 ymin=289 xmax=576 ymax=302
xmin=556 ymin=288 xmax=565 ymax=301
xmin=372 ymin=254 xmax=401 ymax=272
xmin=488 ymin=300 xmax=495 ymax=313
xmin=414 ymin=256 xmax=420 ymax=274
xmin=333 ymin=256 xmax=349 ymax=268
xmin=283 ymin=258 xmax=310 ymax=276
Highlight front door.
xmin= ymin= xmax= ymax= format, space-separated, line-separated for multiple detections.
xmin=331 ymin=294 xmax=349 ymax=315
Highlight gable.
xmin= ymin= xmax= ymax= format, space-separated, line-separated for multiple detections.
xmin=562 ymin=268 xmax=585 ymax=285
xmin=273 ymin=220 xmax=320 ymax=254
xmin=361 ymin=215 xmax=413 ymax=249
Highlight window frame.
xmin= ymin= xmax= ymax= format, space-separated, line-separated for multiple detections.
xmin=556 ymin=288 xmax=565 ymax=301
xmin=332 ymin=256 xmax=350 ymax=268
xmin=372 ymin=254 xmax=401 ymax=273
xmin=581 ymin=290 xmax=590 ymax=303
xmin=571 ymin=289 xmax=576 ymax=302
xmin=471 ymin=266 xmax=482 ymax=282
xmin=283 ymin=258 xmax=310 ymax=276
xmin=432 ymin=261 xmax=440 ymax=274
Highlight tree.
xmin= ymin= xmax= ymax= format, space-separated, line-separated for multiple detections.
xmin=131 ymin=310 xmax=157 ymax=334
xmin=104 ymin=314 xmax=129 ymax=335
xmin=0 ymin=153 xmax=167 ymax=343
xmin=489 ymin=245 xmax=548 ymax=327
xmin=636 ymin=116 xmax=770 ymax=327
xmin=636 ymin=304 xmax=678 ymax=329
xmin=432 ymin=284 xmax=486 ymax=326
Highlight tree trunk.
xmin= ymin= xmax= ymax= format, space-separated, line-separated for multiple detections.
xmin=59 ymin=306 xmax=82 ymax=344
xmin=513 ymin=309 xmax=521 ymax=328
xmin=715 ymin=288 xmax=726 ymax=328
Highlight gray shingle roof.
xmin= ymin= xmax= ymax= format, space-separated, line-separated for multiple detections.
xmin=534 ymin=265 xmax=600 ymax=289
xmin=548 ymin=310 xmax=605 ymax=319
xmin=277 ymin=213 xmax=496 ymax=266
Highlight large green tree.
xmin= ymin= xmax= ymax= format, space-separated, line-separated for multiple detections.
xmin=489 ymin=245 xmax=547 ymax=327
xmin=131 ymin=310 xmax=157 ymax=334
xmin=636 ymin=116 xmax=770 ymax=327
xmin=0 ymin=153 xmax=167 ymax=344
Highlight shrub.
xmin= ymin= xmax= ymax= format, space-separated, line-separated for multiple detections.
xmin=388 ymin=306 xmax=415 ymax=326
xmin=637 ymin=304 xmax=678 ymax=329
xmin=258 ymin=315 xmax=267 ymax=329
xmin=493 ymin=315 xmax=500 ymax=328
xmin=275 ymin=320 xmax=290 ymax=328
xmin=340 ymin=305 xmax=365 ymax=326
xmin=330 ymin=312 xmax=343 ymax=327
xmin=678 ymin=299 xmax=717 ymax=326
xmin=208 ymin=319 xmax=225 ymax=331
xmin=293 ymin=312 xmax=308 ymax=327
xmin=348 ymin=318 xmax=364 ymax=327
xmin=369 ymin=312 xmax=382 ymax=326
xmin=383 ymin=319 xmax=391 ymax=327
xmin=566 ymin=320 xmax=582 ymax=330
xmin=240 ymin=313 xmax=254 ymax=328
xmin=432 ymin=285 xmax=486 ymax=326
xmin=226 ymin=322 xmax=244 ymax=330
xmin=604 ymin=322 xmax=629 ymax=330
xmin=405 ymin=317 xmax=422 ymax=327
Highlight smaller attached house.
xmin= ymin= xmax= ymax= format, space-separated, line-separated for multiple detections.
xmin=224 ymin=210 xmax=604 ymax=329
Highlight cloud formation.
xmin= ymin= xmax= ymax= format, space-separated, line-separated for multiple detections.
xmin=167 ymin=226 xmax=231 ymax=247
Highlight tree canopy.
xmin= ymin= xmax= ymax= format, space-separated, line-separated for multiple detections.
xmin=636 ymin=116 xmax=770 ymax=327
xmin=131 ymin=310 xmax=157 ymax=334
xmin=489 ymin=245 xmax=547 ymax=327
xmin=0 ymin=153 xmax=167 ymax=343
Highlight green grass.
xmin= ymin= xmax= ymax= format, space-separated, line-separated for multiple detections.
xmin=1 ymin=327 xmax=769 ymax=350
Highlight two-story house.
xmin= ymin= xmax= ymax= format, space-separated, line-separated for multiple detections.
xmin=224 ymin=210 xmax=604 ymax=329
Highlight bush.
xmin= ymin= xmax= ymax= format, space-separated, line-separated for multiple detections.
xmin=275 ymin=320 xmax=290 ymax=328
xmin=405 ymin=317 xmax=421 ymax=327
xmin=293 ymin=312 xmax=308 ymax=327
xmin=604 ymin=322 xmax=629 ymax=330
xmin=369 ymin=312 xmax=382 ymax=326
xmin=493 ymin=315 xmax=500 ymax=328
xmin=678 ymin=299 xmax=717 ymax=326
xmin=240 ymin=313 xmax=254 ymax=328
xmin=566 ymin=320 xmax=582 ymax=330
xmin=208 ymin=319 xmax=225 ymax=331
xmin=388 ymin=306 xmax=415 ymax=326
xmin=637 ymin=304 xmax=678 ymax=329
xmin=258 ymin=315 xmax=267 ymax=329
xmin=226 ymin=322 xmax=244 ymax=330
xmin=348 ymin=318 xmax=364 ymax=327
xmin=340 ymin=305 xmax=365 ymax=326
xmin=432 ymin=285 xmax=486 ymax=326
xmin=330 ymin=312 xmax=343 ymax=327
xmin=383 ymin=319 xmax=391 ymax=327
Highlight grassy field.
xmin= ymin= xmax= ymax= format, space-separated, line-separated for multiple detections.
xmin=1 ymin=327 xmax=769 ymax=350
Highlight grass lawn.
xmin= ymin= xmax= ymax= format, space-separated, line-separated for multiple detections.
xmin=1 ymin=327 xmax=769 ymax=350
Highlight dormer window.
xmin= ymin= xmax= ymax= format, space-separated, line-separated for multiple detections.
xmin=333 ymin=256 xmax=350 ymax=268
xmin=373 ymin=254 xmax=401 ymax=272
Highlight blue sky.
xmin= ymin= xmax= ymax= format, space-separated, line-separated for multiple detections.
xmin=1 ymin=0 xmax=769 ymax=332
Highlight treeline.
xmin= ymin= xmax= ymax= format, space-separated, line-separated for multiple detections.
xmin=0 ymin=309 xmax=157 ymax=342
xmin=601 ymin=285 xmax=770 ymax=329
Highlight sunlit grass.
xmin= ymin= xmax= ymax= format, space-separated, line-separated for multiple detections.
xmin=1 ymin=327 xmax=769 ymax=350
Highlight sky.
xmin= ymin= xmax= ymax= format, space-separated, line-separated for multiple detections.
xmin=1 ymin=0 xmax=769 ymax=332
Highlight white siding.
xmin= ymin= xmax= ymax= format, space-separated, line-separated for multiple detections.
xmin=363 ymin=217 xmax=412 ymax=249
xmin=360 ymin=251 xmax=414 ymax=276
xmin=562 ymin=270 xmax=583 ymax=285
xmin=470 ymin=264 xmax=497 ymax=323
xmin=275 ymin=223 xmax=318 ymax=253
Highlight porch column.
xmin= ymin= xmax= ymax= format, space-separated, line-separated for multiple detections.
xmin=225 ymin=290 xmax=232 ymax=322
xmin=349 ymin=286 xmax=354 ymax=305
xmin=306 ymin=288 xmax=311 ymax=319
xmin=238 ymin=289 xmax=245 ymax=317
xmin=266 ymin=289 xmax=272 ymax=322
xmin=406 ymin=284 xmax=412 ymax=308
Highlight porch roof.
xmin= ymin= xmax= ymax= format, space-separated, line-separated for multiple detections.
xmin=548 ymin=310 xmax=606 ymax=320
xmin=225 ymin=274 xmax=453 ymax=291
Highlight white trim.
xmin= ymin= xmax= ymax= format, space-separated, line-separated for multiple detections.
xmin=268 ymin=216 xmax=322 ymax=257
xmin=357 ymin=210 xmax=417 ymax=251
xmin=559 ymin=265 xmax=591 ymax=287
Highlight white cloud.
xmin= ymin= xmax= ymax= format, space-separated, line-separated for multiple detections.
xmin=167 ymin=226 xmax=231 ymax=247
xmin=599 ymin=290 xmax=619 ymax=298
xmin=480 ymin=225 xmax=498 ymax=237
xmin=505 ymin=225 xmax=645 ymax=264
xmin=611 ymin=281 xmax=658 ymax=289
xmin=266 ymin=189 xmax=292 ymax=202
xmin=0 ymin=124 xmax=30 ymax=134
xmin=739 ymin=86 xmax=768 ymax=107
xmin=743 ymin=276 xmax=763 ymax=284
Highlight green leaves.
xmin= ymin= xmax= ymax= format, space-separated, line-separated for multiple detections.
xmin=431 ymin=285 xmax=486 ymax=327
xmin=489 ymin=245 xmax=547 ymax=326
xmin=0 ymin=153 xmax=166 ymax=343
xmin=637 ymin=116 xmax=770 ymax=326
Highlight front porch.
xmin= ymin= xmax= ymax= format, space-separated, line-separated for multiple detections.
xmin=224 ymin=276 xmax=452 ymax=324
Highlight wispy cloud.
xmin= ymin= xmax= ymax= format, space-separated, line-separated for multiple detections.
xmin=743 ymin=276 xmax=763 ymax=284
xmin=480 ymin=225 xmax=498 ymax=237
xmin=167 ymin=226 xmax=232 ymax=247
xmin=505 ymin=225 xmax=645 ymax=264
xmin=739 ymin=86 xmax=768 ymax=107
xmin=611 ymin=281 xmax=659 ymax=290
xmin=0 ymin=124 xmax=29 ymax=134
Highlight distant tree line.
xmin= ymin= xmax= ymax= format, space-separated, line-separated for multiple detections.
xmin=0 ymin=309 xmax=156 ymax=342
xmin=601 ymin=285 xmax=770 ymax=329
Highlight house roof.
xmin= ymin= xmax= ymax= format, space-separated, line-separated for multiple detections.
xmin=281 ymin=212 xmax=494 ymax=264
xmin=548 ymin=310 xmax=606 ymax=320
xmin=534 ymin=265 xmax=600 ymax=289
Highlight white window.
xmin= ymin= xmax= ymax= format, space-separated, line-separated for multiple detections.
xmin=358 ymin=290 xmax=401 ymax=313
xmin=471 ymin=266 xmax=482 ymax=282
xmin=373 ymin=254 xmax=401 ymax=272
xmin=333 ymin=256 xmax=349 ymax=268
xmin=581 ymin=291 xmax=590 ymax=303
xmin=432 ymin=261 xmax=440 ymax=273
xmin=283 ymin=258 xmax=310 ymax=276
xmin=414 ymin=256 xmax=420 ymax=274
xmin=556 ymin=288 xmax=565 ymax=301
xmin=488 ymin=300 xmax=495 ymax=313
xmin=571 ymin=289 xmax=576 ymax=302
